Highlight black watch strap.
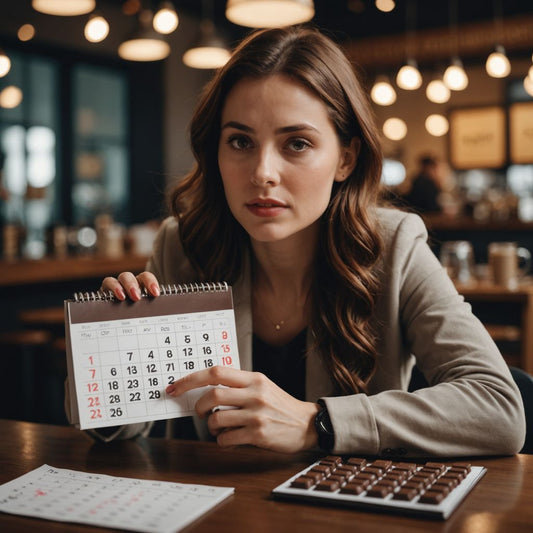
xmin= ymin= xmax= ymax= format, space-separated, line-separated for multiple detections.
xmin=314 ymin=400 xmax=335 ymax=451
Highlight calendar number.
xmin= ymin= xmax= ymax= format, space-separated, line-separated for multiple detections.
xmin=107 ymin=380 xmax=120 ymax=390
xmin=222 ymin=356 xmax=232 ymax=366
xmin=129 ymin=392 xmax=141 ymax=402
xmin=90 ymin=409 xmax=102 ymax=419
xmin=127 ymin=379 xmax=139 ymax=389
xmin=183 ymin=361 xmax=195 ymax=371
xmin=148 ymin=390 xmax=161 ymax=400
xmin=203 ymin=359 xmax=214 ymax=368
xmin=110 ymin=407 xmax=123 ymax=417
xmin=87 ymin=382 xmax=99 ymax=392
xmin=109 ymin=394 xmax=121 ymax=404
xmin=88 ymin=396 xmax=100 ymax=407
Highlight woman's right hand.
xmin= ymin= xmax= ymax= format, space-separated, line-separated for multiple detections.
xmin=100 ymin=271 xmax=161 ymax=301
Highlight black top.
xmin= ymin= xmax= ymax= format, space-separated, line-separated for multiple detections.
xmin=252 ymin=329 xmax=307 ymax=401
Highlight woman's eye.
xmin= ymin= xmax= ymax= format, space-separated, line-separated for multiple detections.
xmin=288 ymin=138 xmax=311 ymax=152
xmin=228 ymin=136 xmax=252 ymax=150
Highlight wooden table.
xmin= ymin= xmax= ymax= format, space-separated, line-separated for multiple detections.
xmin=455 ymin=281 xmax=533 ymax=374
xmin=1 ymin=419 xmax=532 ymax=532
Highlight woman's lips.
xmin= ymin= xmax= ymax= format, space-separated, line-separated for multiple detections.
xmin=246 ymin=199 xmax=287 ymax=217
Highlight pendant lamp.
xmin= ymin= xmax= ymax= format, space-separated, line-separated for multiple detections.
xmin=183 ymin=20 xmax=231 ymax=69
xmin=226 ymin=0 xmax=315 ymax=28
xmin=32 ymin=0 xmax=95 ymax=16
xmin=118 ymin=10 xmax=170 ymax=61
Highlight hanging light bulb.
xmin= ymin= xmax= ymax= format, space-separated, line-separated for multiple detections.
xmin=426 ymin=78 xmax=450 ymax=104
xmin=118 ymin=10 xmax=170 ymax=61
xmin=226 ymin=0 xmax=315 ymax=28
xmin=32 ymin=0 xmax=95 ymax=16
xmin=396 ymin=59 xmax=422 ymax=90
xmin=524 ymin=76 xmax=533 ymax=98
xmin=486 ymin=45 xmax=511 ymax=78
xmin=183 ymin=20 xmax=231 ymax=69
xmin=370 ymin=76 xmax=396 ymax=106
xmin=84 ymin=14 xmax=109 ymax=43
xmin=0 ymin=49 xmax=11 ymax=77
xmin=0 ymin=86 xmax=23 ymax=109
xmin=383 ymin=117 xmax=407 ymax=141
xmin=443 ymin=57 xmax=468 ymax=91
xmin=18 ymin=24 xmax=36 ymax=41
xmin=153 ymin=1 xmax=179 ymax=35
xmin=375 ymin=0 xmax=395 ymax=13
xmin=425 ymin=114 xmax=449 ymax=137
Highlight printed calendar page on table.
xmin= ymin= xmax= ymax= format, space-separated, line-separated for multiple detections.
xmin=64 ymin=284 xmax=240 ymax=430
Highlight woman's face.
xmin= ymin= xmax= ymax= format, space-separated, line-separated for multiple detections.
xmin=217 ymin=74 xmax=357 ymax=246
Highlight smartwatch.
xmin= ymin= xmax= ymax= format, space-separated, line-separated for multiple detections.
xmin=314 ymin=400 xmax=335 ymax=451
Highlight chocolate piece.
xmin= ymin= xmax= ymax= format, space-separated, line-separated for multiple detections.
xmin=290 ymin=476 xmax=315 ymax=489
xmin=385 ymin=471 xmax=407 ymax=482
xmin=346 ymin=458 xmax=367 ymax=468
xmin=323 ymin=455 xmax=343 ymax=466
xmin=329 ymin=474 xmax=347 ymax=484
xmin=364 ymin=466 xmax=384 ymax=476
xmin=451 ymin=463 xmax=471 ymax=473
xmin=419 ymin=490 xmax=446 ymax=504
xmin=366 ymin=484 xmax=393 ymax=498
xmin=393 ymin=462 xmax=417 ymax=472
xmin=340 ymin=482 xmax=366 ymax=495
xmin=356 ymin=472 xmax=377 ymax=482
xmin=303 ymin=470 xmax=324 ymax=482
xmin=372 ymin=460 xmax=393 ymax=470
xmin=311 ymin=465 xmax=331 ymax=476
xmin=402 ymin=481 xmax=423 ymax=492
xmin=393 ymin=488 xmax=417 ymax=501
xmin=315 ymin=480 xmax=340 ymax=492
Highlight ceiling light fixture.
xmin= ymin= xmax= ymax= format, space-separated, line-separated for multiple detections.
xmin=425 ymin=114 xmax=449 ymax=137
xmin=183 ymin=0 xmax=231 ymax=69
xmin=375 ymin=0 xmax=395 ymax=13
xmin=486 ymin=45 xmax=511 ymax=78
xmin=396 ymin=0 xmax=421 ymax=91
xmin=32 ymin=0 xmax=95 ymax=16
xmin=383 ymin=117 xmax=407 ymax=141
xmin=486 ymin=1 xmax=511 ymax=79
xmin=370 ymin=76 xmax=396 ymax=106
xmin=0 ymin=86 xmax=23 ymax=109
xmin=444 ymin=56 xmax=468 ymax=91
xmin=444 ymin=0 xmax=468 ymax=91
xmin=426 ymin=76 xmax=450 ymax=104
xmin=118 ymin=9 xmax=170 ymax=61
xmin=153 ymin=1 xmax=179 ymax=35
xmin=84 ymin=13 xmax=110 ymax=43
xmin=225 ymin=0 xmax=315 ymax=28
xmin=0 ymin=49 xmax=11 ymax=77
xmin=396 ymin=59 xmax=422 ymax=90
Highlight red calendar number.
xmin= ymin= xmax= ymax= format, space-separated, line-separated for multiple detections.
xmin=221 ymin=344 xmax=231 ymax=353
xmin=221 ymin=356 xmax=232 ymax=366
xmin=87 ymin=382 xmax=99 ymax=392
xmin=90 ymin=409 xmax=102 ymax=419
xmin=89 ymin=368 xmax=96 ymax=379
xmin=222 ymin=331 xmax=228 ymax=340
xmin=87 ymin=396 xmax=100 ymax=407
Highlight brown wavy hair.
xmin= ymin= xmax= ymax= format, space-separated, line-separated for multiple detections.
xmin=169 ymin=26 xmax=384 ymax=394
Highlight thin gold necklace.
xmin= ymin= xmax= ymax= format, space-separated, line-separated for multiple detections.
xmin=252 ymin=290 xmax=309 ymax=331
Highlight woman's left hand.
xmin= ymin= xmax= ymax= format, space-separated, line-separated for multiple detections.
xmin=166 ymin=366 xmax=320 ymax=453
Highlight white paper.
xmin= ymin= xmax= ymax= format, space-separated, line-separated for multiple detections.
xmin=0 ymin=465 xmax=234 ymax=533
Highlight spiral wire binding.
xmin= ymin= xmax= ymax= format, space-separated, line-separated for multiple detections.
xmin=72 ymin=282 xmax=228 ymax=302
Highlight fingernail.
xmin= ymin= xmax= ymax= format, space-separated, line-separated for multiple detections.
xmin=130 ymin=287 xmax=141 ymax=300
xmin=151 ymin=284 xmax=160 ymax=297
xmin=166 ymin=384 xmax=175 ymax=395
xmin=117 ymin=288 xmax=126 ymax=300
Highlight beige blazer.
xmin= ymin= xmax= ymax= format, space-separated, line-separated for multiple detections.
xmin=80 ymin=208 xmax=526 ymax=456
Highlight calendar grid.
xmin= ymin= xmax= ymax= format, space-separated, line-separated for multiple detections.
xmin=65 ymin=285 xmax=240 ymax=429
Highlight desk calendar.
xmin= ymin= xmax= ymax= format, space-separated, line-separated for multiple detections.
xmin=0 ymin=465 xmax=234 ymax=533
xmin=65 ymin=282 xmax=240 ymax=430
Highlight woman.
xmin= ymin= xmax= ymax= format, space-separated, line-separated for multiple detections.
xmin=96 ymin=26 xmax=525 ymax=456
